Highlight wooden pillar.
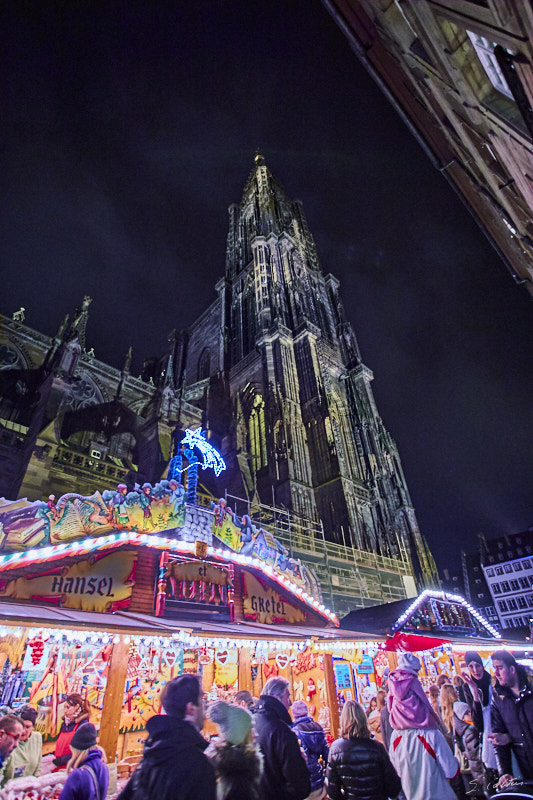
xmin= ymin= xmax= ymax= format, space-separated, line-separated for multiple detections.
xmin=323 ymin=653 xmax=340 ymax=740
xmin=387 ymin=651 xmax=398 ymax=670
xmin=99 ymin=637 xmax=130 ymax=762
xmin=238 ymin=645 xmax=252 ymax=693
xmin=232 ymin=565 xmax=244 ymax=621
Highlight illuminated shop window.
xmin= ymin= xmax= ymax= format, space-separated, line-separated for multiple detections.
xmin=467 ymin=32 xmax=514 ymax=99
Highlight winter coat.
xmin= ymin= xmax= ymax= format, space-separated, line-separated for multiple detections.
xmin=59 ymin=749 xmax=109 ymax=800
xmin=389 ymin=727 xmax=459 ymax=800
xmin=380 ymin=704 xmax=393 ymax=751
xmin=117 ymin=715 xmax=216 ymax=800
xmin=454 ymin=713 xmax=484 ymax=786
xmin=326 ymin=736 xmax=401 ymax=800
xmin=53 ymin=713 xmax=90 ymax=767
xmin=491 ymin=668 xmax=533 ymax=779
xmin=291 ymin=715 xmax=329 ymax=791
xmin=251 ymin=695 xmax=310 ymax=800
xmin=206 ymin=738 xmax=262 ymax=800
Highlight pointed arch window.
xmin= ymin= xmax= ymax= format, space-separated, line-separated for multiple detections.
xmin=197 ymin=348 xmax=211 ymax=381
xmin=249 ymin=394 xmax=267 ymax=471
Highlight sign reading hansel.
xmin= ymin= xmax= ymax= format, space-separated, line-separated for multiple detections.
xmin=0 ymin=551 xmax=136 ymax=612
xmin=242 ymin=571 xmax=306 ymax=624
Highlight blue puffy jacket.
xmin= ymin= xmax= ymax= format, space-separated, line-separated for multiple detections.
xmin=292 ymin=715 xmax=329 ymax=791
xmin=59 ymin=749 xmax=109 ymax=800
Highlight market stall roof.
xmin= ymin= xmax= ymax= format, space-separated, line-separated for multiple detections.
xmin=0 ymin=600 xmax=378 ymax=645
xmin=124 ymin=611 xmax=381 ymax=643
xmin=340 ymin=589 xmax=501 ymax=642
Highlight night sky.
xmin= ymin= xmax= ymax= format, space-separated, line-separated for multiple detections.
xmin=1 ymin=1 xmax=532 ymax=571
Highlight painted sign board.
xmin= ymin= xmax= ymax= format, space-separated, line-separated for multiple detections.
xmin=242 ymin=571 xmax=305 ymax=625
xmin=0 ymin=551 xmax=136 ymax=612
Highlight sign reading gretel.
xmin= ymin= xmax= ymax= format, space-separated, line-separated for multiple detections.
xmin=242 ymin=571 xmax=305 ymax=624
xmin=250 ymin=594 xmax=288 ymax=617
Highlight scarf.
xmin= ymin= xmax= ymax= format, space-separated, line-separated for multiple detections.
xmin=473 ymin=670 xmax=492 ymax=707
xmin=387 ymin=669 xmax=442 ymax=731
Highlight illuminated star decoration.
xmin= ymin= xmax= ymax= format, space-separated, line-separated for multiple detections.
xmin=180 ymin=428 xmax=227 ymax=477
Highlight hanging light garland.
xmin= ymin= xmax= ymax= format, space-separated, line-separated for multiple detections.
xmin=392 ymin=589 xmax=501 ymax=639
xmin=0 ymin=533 xmax=339 ymax=625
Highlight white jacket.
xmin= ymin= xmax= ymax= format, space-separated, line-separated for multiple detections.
xmin=389 ymin=728 xmax=459 ymax=800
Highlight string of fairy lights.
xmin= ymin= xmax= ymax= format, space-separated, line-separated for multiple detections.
xmin=0 ymin=625 xmax=386 ymax=657
xmin=0 ymin=532 xmax=339 ymax=626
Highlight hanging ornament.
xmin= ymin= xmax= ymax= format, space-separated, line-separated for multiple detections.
xmin=275 ymin=653 xmax=290 ymax=671
xmin=215 ymin=649 xmax=229 ymax=666
xmin=28 ymin=636 xmax=45 ymax=666
xmin=306 ymin=677 xmax=316 ymax=702
xmin=199 ymin=644 xmax=212 ymax=666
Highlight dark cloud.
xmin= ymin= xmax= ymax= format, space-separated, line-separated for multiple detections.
xmin=1 ymin=0 xmax=531 ymax=569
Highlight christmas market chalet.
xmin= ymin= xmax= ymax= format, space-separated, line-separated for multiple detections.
xmin=0 ymin=429 xmax=504 ymax=778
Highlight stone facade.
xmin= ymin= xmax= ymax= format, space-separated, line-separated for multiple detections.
xmin=183 ymin=156 xmax=437 ymax=585
xmin=324 ymin=0 xmax=533 ymax=295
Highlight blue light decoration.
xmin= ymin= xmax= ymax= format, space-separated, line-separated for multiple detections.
xmin=167 ymin=428 xmax=226 ymax=505
xmin=181 ymin=428 xmax=226 ymax=476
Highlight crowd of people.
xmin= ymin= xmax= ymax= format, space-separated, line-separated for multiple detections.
xmin=0 ymin=648 xmax=532 ymax=799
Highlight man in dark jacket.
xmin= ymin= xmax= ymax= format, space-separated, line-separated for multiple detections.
xmin=490 ymin=650 xmax=533 ymax=788
xmin=117 ymin=674 xmax=216 ymax=800
xmin=291 ymin=700 xmax=329 ymax=799
xmin=252 ymin=677 xmax=311 ymax=800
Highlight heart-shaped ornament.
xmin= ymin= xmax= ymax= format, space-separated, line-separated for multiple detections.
xmin=164 ymin=650 xmax=176 ymax=668
xmin=215 ymin=649 xmax=228 ymax=665
xmin=275 ymin=653 xmax=289 ymax=670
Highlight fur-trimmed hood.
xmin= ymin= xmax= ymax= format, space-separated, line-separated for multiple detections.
xmin=206 ymin=739 xmax=262 ymax=800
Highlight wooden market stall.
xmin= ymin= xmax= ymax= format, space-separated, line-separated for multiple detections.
xmin=339 ymin=588 xmax=525 ymax=688
xmin=0 ymin=478 xmax=387 ymax=779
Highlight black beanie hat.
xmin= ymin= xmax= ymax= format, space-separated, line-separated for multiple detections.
xmin=71 ymin=722 xmax=97 ymax=751
xmin=464 ymin=651 xmax=483 ymax=667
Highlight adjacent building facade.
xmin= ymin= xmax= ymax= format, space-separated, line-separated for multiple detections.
xmin=0 ymin=157 xmax=437 ymax=614
xmin=324 ymin=0 xmax=533 ymax=295
xmin=480 ymin=528 xmax=533 ymax=633
xmin=442 ymin=528 xmax=533 ymax=634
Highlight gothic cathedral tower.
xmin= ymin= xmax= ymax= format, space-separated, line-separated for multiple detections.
xmin=183 ymin=155 xmax=436 ymax=583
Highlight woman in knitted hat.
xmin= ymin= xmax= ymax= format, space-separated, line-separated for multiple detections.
xmin=206 ymin=701 xmax=262 ymax=800
xmin=461 ymin=650 xmax=498 ymax=791
xmin=59 ymin=723 xmax=108 ymax=800
xmin=387 ymin=652 xmax=460 ymax=800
